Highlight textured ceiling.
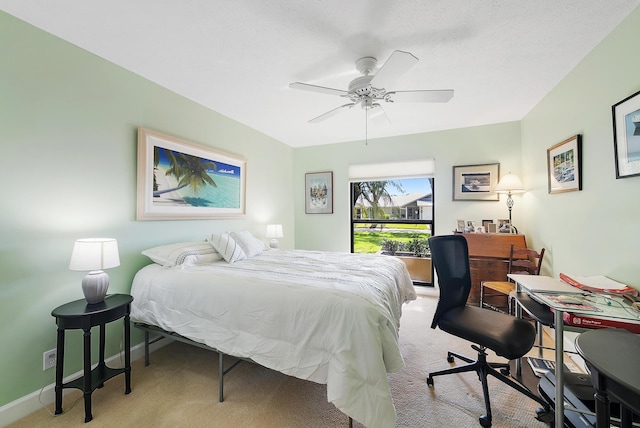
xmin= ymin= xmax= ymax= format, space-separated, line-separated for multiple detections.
xmin=2 ymin=1 xmax=639 ymax=147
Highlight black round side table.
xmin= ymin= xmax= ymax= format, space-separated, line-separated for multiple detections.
xmin=51 ymin=293 xmax=133 ymax=422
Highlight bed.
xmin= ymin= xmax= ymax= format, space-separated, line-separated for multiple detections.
xmin=130 ymin=233 xmax=416 ymax=428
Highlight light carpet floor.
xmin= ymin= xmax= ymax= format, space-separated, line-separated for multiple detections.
xmin=8 ymin=288 xmax=549 ymax=427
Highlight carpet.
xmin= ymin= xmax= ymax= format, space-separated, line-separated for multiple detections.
xmin=8 ymin=288 xmax=549 ymax=427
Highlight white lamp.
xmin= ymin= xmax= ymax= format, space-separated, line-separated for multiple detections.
xmin=495 ymin=172 xmax=525 ymax=229
xmin=266 ymin=224 xmax=283 ymax=249
xmin=69 ymin=238 xmax=120 ymax=304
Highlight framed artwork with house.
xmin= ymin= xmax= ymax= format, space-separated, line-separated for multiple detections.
xmin=305 ymin=171 xmax=333 ymax=214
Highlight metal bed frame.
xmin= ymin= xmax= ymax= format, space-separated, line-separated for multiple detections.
xmin=135 ymin=322 xmax=354 ymax=427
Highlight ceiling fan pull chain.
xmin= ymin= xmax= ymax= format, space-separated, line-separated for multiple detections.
xmin=365 ymin=109 xmax=368 ymax=145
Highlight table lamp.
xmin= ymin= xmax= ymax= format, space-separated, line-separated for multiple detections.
xmin=69 ymin=238 xmax=120 ymax=304
xmin=495 ymin=172 xmax=525 ymax=230
xmin=266 ymin=224 xmax=283 ymax=249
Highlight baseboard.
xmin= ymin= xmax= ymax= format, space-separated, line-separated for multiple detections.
xmin=0 ymin=337 xmax=172 ymax=427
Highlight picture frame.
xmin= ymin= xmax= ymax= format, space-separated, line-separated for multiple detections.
xmin=137 ymin=127 xmax=246 ymax=220
xmin=482 ymin=219 xmax=493 ymax=230
xmin=612 ymin=90 xmax=640 ymax=179
xmin=452 ymin=163 xmax=500 ymax=201
xmin=487 ymin=223 xmax=498 ymax=233
xmin=305 ymin=171 xmax=333 ymax=214
xmin=456 ymin=219 xmax=465 ymax=232
xmin=547 ymin=134 xmax=582 ymax=194
xmin=497 ymin=219 xmax=511 ymax=233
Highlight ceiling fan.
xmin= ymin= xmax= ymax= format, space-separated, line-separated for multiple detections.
xmin=289 ymin=50 xmax=454 ymax=124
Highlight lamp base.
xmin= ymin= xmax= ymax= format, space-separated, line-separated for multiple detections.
xmin=269 ymin=239 xmax=279 ymax=249
xmin=82 ymin=270 xmax=110 ymax=304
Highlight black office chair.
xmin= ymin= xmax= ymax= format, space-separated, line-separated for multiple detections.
xmin=427 ymin=235 xmax=552 ymax=427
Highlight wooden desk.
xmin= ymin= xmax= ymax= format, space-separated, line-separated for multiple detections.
xmin=460 ymin=233 xmax=527 ymax=305
xmin=575 ymin=328 xmax=640 ymax=428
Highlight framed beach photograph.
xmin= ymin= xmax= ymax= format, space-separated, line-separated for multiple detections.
xmin=305 ymin=171 xmax=333 ymax=214
xmin=452 ymin=163 xmax=500 ymax=201
xmin=137 ymin=127 xmax=246 ymax=220
xmin=547 ymin=134 xmax=582 ymax=194
xmin=612 ymin=90 xmax=640 ymax=179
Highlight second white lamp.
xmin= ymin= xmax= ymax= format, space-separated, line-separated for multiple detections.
xmin=266 ymin=224 xmax=283 ymax=249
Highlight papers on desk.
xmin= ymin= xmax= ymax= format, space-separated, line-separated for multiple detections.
xmin=508 ymin=274 xmax=582 ymax=294
xmin=559 ymin=273 xmax=637 ymax=295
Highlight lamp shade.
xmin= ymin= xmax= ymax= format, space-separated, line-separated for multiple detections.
xmin=265 ymin=224 xmax=283 ymax=239
xmin=495 ymin=173 xmax=525 ymax=194
xmin=69 ymin=238 xmax=120 ymax=271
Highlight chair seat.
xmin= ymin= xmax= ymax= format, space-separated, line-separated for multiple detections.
xmin=482 ymin=281 xmax=515 ymax=295
xmin=438 ymin=305 xmax=536 ymax=360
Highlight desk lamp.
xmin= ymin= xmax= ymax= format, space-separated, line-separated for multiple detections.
xmin=69 ymin=238 xmax=120 ymax=304
xmin=495 ymin=172 xmax=525 ymax=231
xmin=266 ymin=224 xmax=283 ymax=249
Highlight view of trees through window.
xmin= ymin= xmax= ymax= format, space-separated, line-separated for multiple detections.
xmin=351 ymin=177 xmax=433 ymax=254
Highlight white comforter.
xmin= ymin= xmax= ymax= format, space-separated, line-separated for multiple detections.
xmin=131 ymin=249 xmax=416 ymax=428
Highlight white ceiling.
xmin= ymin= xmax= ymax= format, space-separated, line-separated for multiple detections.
xmin=2 ymin=1 xmax=639 ymax=148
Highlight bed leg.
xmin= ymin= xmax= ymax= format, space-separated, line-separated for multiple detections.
xmin=144 ymin=331 xmax=150 ymax=366
xmin=218 ymin=351 xmax=224 ymax=402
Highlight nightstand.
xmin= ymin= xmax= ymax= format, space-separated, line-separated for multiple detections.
xmin=51 ymin=293 xmax=133 ymax=422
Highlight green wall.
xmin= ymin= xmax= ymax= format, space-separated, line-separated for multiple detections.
xmin=293 ymin=121 xmax=523 ymax=251
xmin=0 ymin=12 xmax=293 ymax=409
xmin=520 ymin=6 xmax=640 ymax=284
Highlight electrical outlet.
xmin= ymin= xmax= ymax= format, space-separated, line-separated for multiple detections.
xmin=43 ymin=349 xmax=57 ymax=370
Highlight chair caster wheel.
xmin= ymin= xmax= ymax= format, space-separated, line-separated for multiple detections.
xmin=479 ymin=415 xmax=492 ymax=427
xmin=446 ymin=355 xmax=455 ymax=363
xmin=426 ymin=376 xmax=434 ymax=387
xmin=535 ymin=407 xmax=554 ymax=423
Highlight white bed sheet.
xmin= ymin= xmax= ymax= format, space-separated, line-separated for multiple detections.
xmin=131 ymin=249 xmax=416 ymax=428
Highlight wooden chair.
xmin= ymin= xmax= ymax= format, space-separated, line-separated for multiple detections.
xmin=480 ymin=245 xmax=545 ymax=315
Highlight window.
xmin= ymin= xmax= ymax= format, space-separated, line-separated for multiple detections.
xmin=348 ymin=160 xmax=434 ymax=255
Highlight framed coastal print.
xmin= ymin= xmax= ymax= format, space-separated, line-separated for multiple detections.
xmin=305 ymin=171 xmax=333 ymax=214
xmin=612 ymin=90 xmax=640 ymax=179
xmin=547 ymin=134 xmax=582 ymax=194
xmin=137 ymin=127 xmax=246 ymax=220
xmin=452 ymin=163 xmax=500 ymax=201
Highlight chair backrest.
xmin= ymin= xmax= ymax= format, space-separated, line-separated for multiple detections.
xmin=428 ymin=235 xmax=472 ymax=329
xmin=508 ymin=244 xmax=545 ymax=276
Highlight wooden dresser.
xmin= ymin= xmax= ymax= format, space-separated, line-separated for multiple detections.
xmin=459 ymin=233 xmax=527 ymax=306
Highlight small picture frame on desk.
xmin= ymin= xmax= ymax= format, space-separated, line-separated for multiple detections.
xmin=456 ymin=219 xmax=465 ymax=232
xmin=498 ymin=219 xmax=511 ymax=233
xmin=487 ymin=223 xmax=498 ymax=233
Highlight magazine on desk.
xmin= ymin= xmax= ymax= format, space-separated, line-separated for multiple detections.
xmin=534 ymin=293 xmax=602 ymax=312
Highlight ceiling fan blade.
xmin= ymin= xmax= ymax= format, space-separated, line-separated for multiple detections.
xmin=308 ymin=103 xmax=355 ymax=123
xmin=289 ymin=82 xmax=348 ymax=97
xmin=388 ymin=89 xmax=454 ymax=103
xmin=369 ymin=104 xmax=391 ymax=125
xmin=369 ymin=50 xmax=418 ymax=89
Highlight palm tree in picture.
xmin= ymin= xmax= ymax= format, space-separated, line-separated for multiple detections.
xmin=153 ymin=148 xmax=217 ymax=197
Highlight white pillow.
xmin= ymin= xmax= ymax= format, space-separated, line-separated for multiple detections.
xmin=209 ymin=233 xmax=246 ymax=263
xmin=141 ymin=242 xmax=220 ymax=267
xmin=179 ymin=252 xmax=223 ymax=268
xmin=230 ymin=230 xmax=266 ymax=258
